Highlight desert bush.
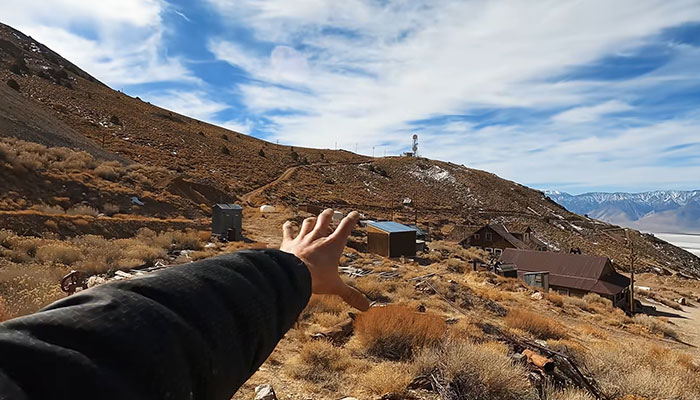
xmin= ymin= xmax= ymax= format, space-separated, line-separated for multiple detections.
xmin=102 ymin=203 xmax=120 ymax=216
xmin=505 ymin=308 xmax=567 ymax=340
xmin=633 ymin=315 xmax=678 ymax=340
xmin=360 ymin=361 xmax=413 ymax=396
xmin=547 ymin=292 xmax=565 ymax=307
xmin=66 ymin=205 xmax=99 ymax=217
xmin=355 ymin=305 xmax=446 ymax=360
xmin=565 ymin=296 xmax=591 ymax=311
xmin=31 ymin=204 xmax=65 ymax=214
xmin=95 ymin=163 xmax=120 ymax=180
xmin=301 ymin=294 xmax=347 ymax=320
xmin=171 ymin=230 xmax=203 ymax=250
xmin=585 ymin=341 xmax=700 ymax=400
xmin=35 ymin=243 xmax=82 ymax=265
xmin=354 ymin=276 xmax=390 ymax=302
xmin=414 ymin=339 xmax=536 ymax=400
xmin=546 ymin=386 xmax=595 ymax=400
xmin=287 ymin=340 xmax=351 ymax=390
xmin=0 ymin=229 xmax=16 ymax=248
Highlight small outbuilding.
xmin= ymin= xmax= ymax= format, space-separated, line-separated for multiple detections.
xmin=212 ymin=204 xmax=243 ymax=241
xmin=366 ymin=221 xmax=416 ymax=258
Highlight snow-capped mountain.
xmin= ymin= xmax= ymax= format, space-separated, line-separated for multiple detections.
xmin=545 ymin=190 xmax=700 ymax=233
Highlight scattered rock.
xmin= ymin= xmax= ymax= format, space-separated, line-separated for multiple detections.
xmin=6 ymin=78 xmax=20 ymax=91
xmin=339 ymin=397 xmax=358 ymax=400
xmin=531 ymin=292 xmax=543 ymax=300
xmin=254 ymin=384 xmax=277 ymax=400
xmin=676 ymin=297 xmax=687 ymax=305
xmin=260 ymin=205 xmax=276 ymax=213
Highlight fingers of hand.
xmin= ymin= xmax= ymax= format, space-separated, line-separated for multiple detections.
xmin=338 ymin=282 xmax=370 ymax=311
xmin=328 ymin=211 xmax=359 ymax=244
xmin=282 ymin=221 xmax=294 ymax=242
xmin=297 ymin=217 xmax=316 ymax=239
xmin=310 ymin=208 xmax=334 ymax=240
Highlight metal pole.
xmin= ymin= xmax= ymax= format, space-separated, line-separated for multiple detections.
xmin=626 ymin=229 xmax=635 ymax=313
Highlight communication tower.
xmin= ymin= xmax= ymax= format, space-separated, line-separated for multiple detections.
xmin=412 ymin=134 xmax=419 ymax=156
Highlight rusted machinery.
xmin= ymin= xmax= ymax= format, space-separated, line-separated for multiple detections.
xmin=522 ymin=349 xmax=555 ymax=372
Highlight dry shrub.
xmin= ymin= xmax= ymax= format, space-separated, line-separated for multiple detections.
xmin=447 ymin=317 xmax=486 ymax=341
xmin=565 ymin=296 xmax=591 ymax=312
xmin=172 ymin=230 xmax=203 ymax=250
xmin=633 ymin=314 xmax=679 ymax=340
xmin=30 ymin=204 xmax=65 ymax=214
xmin=102 ymin=203 xmax=120 ymax=216
xmin=43 ymin=220 xmax=59 ymax=231
xmin=354 ymin=276 xmax=390 ymax=302
xmin=585 ymin=341 xmax=700 ymax=400
xmin=547 ymin=292 xmax=564 ymax=307
xmin=287 ymin=340 xmax=351 ymax=390
xmin=66 ymin=205 xmax=99 ymax=217
xmin=35 ymin=243 xmax=82 ymax=265
xmin=301 ymin=295 xmax=347 ymax=320
xmin=505 ymin=308 xmax=567 ymax=340
xmin=658 ymin=297 xmax=683 ymax=311
xmin=355 ymin=305 xmax=446 ymax=360
xmin=360 ymin=361 xmax=413 ymax=396
xmin=0 ymin=296 xmax=9 ymax=322
xmin=94 ymin=161 xmax=122 ymax=180
xmin=546 ymin=387 xmax=595 ymax=400
xmin=414 ymin=339 xmax=536 ymax=400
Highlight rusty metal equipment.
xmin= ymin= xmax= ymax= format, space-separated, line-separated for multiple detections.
xmin=60 ymin=270 xmax=87 ymax=294
xmin=522 ymin=349 xmax=555 ymax=372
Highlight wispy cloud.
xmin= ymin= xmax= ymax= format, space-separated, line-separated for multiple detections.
xmin=205 ymin=0 xmax=700 ymax=191
xmin=3 ymin=0 xmax=197 ymax=86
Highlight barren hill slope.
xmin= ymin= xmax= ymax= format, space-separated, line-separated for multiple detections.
xmin=1 ymin=22 xmax=699 ymax=277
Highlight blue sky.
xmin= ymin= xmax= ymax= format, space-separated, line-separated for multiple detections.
xmin=4 ymin=0 xmax=700 ymax=194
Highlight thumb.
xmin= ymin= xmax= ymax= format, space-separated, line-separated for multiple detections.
xmin=337 ymin=281 xmax=370 ymax=311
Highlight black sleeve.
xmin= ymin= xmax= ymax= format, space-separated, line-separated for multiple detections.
xmin=0 ymin=249 xmax=311 ymax=400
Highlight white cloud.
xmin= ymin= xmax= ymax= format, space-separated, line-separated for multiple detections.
xmin=139 ymin=90 xmax=229 ymax=121
xmin=206 ymin=0 xmax=700 ymax=190
xmin=3 ymin=0 xmax=196 ymax=86
xmin=552 ymin=101 xmax=634 ymax=124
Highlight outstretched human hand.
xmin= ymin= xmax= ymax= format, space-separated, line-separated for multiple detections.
xmin=280 ymin=209 xmax=370 ymax=311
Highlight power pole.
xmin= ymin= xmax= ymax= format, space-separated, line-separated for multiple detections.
xmin=626 ymin=229 xmax=636 ymax=313
xmin=372 ymin=146 xmax=375 ymax=157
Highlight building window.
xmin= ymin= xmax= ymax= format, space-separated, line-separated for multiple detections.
xmin=494 ymin=249 xmax=502 ymax=256
xmin=485 ymin=247 xmax=493 ymax=253
xmin=473 ymin=233 xmax=480 ymax=240
xmin=524 ymin=233 xmax=530 ymax=241
xmin=557 ymin=288 xmax=569 ymax=296
xmin=485 ymin=232 xmax=492 ymax=241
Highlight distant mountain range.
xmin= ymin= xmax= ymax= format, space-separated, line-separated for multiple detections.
xmin=546 ymin=190 xmax=700 ymax=233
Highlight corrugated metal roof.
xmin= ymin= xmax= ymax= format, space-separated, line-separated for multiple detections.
xmin=367 ymin=221 xmax=414 ymax=233
xmin=214 ymin=204 xmax=242 ymax=210
xmin=502 ymin=248 xmax=629 ymax=295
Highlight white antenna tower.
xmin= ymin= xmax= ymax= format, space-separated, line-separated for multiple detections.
xmin=412 ymin=134 xmax=419 ymax=156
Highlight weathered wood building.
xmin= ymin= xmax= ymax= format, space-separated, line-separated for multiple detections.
xmin=500 ymin=248 xmax=630 ymax=308
xmin=459 ymin=224 xmax=546 ymax=256
xmin=212 ymin=204 xmax=243 ymax=241
xmin=366 ymin=221 xmax=416 ymax=258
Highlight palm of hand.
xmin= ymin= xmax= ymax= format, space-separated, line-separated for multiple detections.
xmin=280 ymin=209 xmax=370 ymax=311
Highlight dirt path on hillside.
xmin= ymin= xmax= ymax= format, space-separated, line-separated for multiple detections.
xmin=640 ymin=298 xmax=700 ymax=355
xmin=240 ymin=165 xmax=306 ymax=205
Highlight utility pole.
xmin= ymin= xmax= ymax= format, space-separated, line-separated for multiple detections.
xmin=625 ymin=229 xmax=636 ymax=313
xmin=372 ymin=146 xmax=375 ymax=157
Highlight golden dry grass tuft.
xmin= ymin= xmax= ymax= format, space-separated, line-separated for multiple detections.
xmin=505 ymin=308 xmax=568 ymax=340
xmin=585 ymin=341 xmax=700 ymax=400
xmin=632 ymin=314 xmax=679 ymax=340
xmin=286 ymin=339 xmax=352 ymax=390
xmin=359 ymin=361 xmax=413 ymax=396
xmin=414 ymin=339 xmax=536 ymax=400
xmin=355 ymin=305 xmax=446 ymax=360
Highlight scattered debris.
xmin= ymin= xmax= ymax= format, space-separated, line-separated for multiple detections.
xmin=260 ymin=205 xmax=276 ymax=213
xmin=254 ymin=384 xmax=277 ymax=400
xmin=522 ymin=349 xmax=555 ymax=372
xmin=530 ymin=292 xmax=543 ymax=300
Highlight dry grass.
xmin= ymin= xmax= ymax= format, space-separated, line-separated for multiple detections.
xmin=359 ymin=361 xmax=413 ymax=396
xmin=30 ymin=204 xmax=65 ymax=214
xmin=632 ymin=315 xmax=679 ymax=340
xmin=414 ymin=339 xmax=537 ymax=400
xmin=286 ymin=340 xmax=352 ymax=390
xmin=546 ymin=386 xmax=595 ymax=400
xmin=585 ymin=341 xmax=700 ymax=400
xmin=355 ymin=305 xmax=446 ymax=360
xmin=547 ymin=292 xmax=565 ymax=307
xmin=66 ymin=205 xmax=99 ymax=217
xmin=505 ymin=308 xmax=568 ymax=340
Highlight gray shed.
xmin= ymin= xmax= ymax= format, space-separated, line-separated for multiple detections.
xmin=212 ymin=204 xmax=243 ymax=241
